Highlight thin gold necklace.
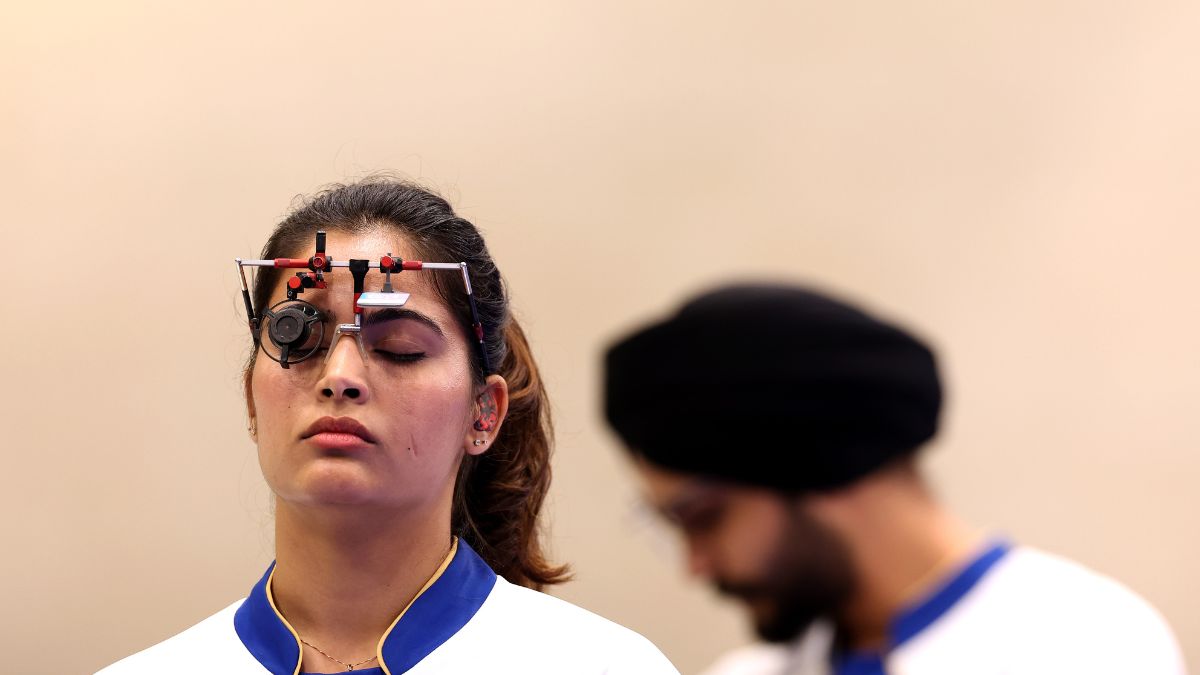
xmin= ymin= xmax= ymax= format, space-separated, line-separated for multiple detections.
xmin=291 ymin=537 xmax=455 ymax=672
xmin=298 ymin=637 xmax=378 ymax=672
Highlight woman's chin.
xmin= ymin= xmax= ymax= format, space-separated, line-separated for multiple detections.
xmin=288 ymin=461 xmax=387 ymax=507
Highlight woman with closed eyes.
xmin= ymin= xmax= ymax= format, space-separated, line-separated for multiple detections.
xmin=99 ymin=178 xmax=678 ymax=675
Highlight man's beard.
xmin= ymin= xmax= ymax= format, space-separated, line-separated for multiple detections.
xmin=715 ymin=507 xmax=855 ymax=643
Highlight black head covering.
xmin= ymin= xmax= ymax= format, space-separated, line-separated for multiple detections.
xmin=603 ymin=284 xmax=942 ymax=492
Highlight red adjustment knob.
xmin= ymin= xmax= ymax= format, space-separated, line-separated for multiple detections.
xmin=381 ymin=255 xmax=395 ymax=270
xmin=311 ymin=255 xmax=327 ymax=270
xmin=287 ymin=277 xmax=302 ymax=289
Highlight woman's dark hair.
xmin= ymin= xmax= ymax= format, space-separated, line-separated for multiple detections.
xmin=245 ymin=176 xmax=568 ymax=590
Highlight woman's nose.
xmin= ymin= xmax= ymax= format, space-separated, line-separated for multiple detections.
xmin=316 ymin=332 xmax=371 ymax=403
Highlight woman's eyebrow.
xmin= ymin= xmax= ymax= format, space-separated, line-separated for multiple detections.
xmin=362 ymin=307 xmax=446 ymax=337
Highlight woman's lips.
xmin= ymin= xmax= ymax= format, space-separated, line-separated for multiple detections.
xmin=301 ymin=416 xmax=377 ymax=451
xmin=306 ymin=431 xmax=374 ymax=451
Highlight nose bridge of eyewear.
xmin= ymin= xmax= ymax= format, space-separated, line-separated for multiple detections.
xmin=324 ymin=317 xmax=370 ymax=368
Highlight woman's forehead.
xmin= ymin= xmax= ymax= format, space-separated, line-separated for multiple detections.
xmin=321 ymin=228 xmax=417 ymax=261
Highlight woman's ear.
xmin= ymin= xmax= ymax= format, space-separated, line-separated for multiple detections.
xmin=465 ymin=374 xmax=509 ymax=455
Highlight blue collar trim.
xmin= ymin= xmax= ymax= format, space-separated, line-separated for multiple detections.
xmin=378 ymin=539 xmax=497 ymax=673
xmin=234 ymin=561 xmax=300 ymax=675
xmin=234 ymin=539 xmax=498 ymax=675
xmin=890 ymin=540 xmax=1011 ymax=647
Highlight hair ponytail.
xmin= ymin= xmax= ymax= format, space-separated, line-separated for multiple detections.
xmin=453 ymin=318 xmax=569 ymax=589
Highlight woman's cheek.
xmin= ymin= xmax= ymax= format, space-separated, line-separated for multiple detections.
xmin=250 ymin=369 xmax=303 ymax=485
xmin=388 ymin=378 xmax=471 ymax=456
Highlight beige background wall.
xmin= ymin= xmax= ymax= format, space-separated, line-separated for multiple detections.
xmin=3 ymin=1 xmax=1197 ymax=672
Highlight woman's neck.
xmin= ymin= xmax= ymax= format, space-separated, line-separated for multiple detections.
xmin=270 ymin=500 xmax=455 ymax=672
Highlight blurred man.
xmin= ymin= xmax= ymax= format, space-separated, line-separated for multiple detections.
xmin=603 ymin=284 xmax=1184 ymax=675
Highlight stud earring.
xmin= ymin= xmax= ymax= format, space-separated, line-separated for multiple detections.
xmin=472 ymin=439 xmax=485 ymax=446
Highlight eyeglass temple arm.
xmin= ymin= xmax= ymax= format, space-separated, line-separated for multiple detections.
xmin=459 ymin=263 xmax=491 ymax=375
xmin=235 ymin=259 xmax=258 ymax=340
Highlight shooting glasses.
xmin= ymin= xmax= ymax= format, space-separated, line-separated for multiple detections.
xmin=236 ymin=230 xmax=490 ymax=373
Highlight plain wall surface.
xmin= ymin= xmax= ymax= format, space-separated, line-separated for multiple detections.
xmin=2 ymin=2 xmax=1197 ymax=673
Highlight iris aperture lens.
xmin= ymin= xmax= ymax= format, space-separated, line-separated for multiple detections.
xmin=259 ymin=299 xmax=326 ymax=367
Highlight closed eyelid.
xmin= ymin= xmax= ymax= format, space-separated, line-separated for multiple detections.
xmin=363 ymin=308 xmax=445 ymax=337
xmin=364 ymin=325 xmax=441 ymax=349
